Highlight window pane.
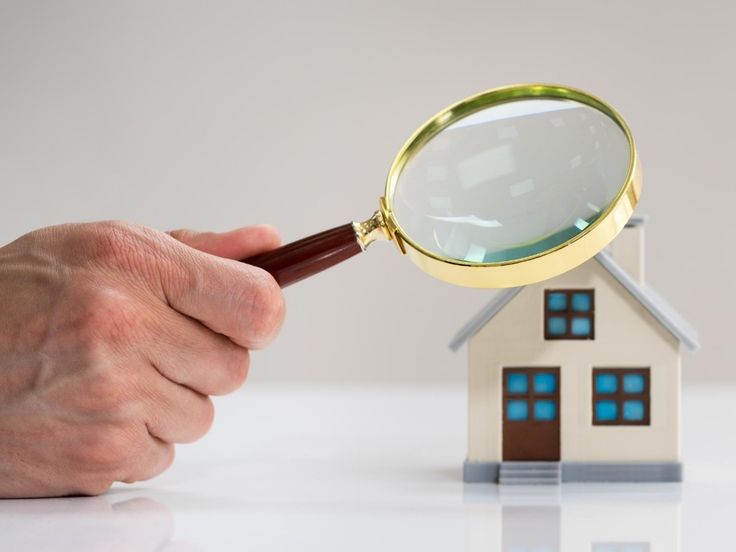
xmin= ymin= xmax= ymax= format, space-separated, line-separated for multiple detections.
xmin=547 ymin=317 xmax=566 ymax=336
xmin=595 ymin=373 xmax=618 ymax=393
xmin=571 ymin=317 xmax=591 ymax=336
xmin=571 ymin=292 xmax=592 ymax=312
xmin=623 ymin=400 xmax=645 ymax=421
xmin=534 ymin=373 xmax=557 ymax=394
xmin=623 ymin=374 xmax=645 ymax=394
xmin=507 ymin=400 xmax=528 ymax=421
xmin=507 ymin=373 xmax=528 ymax=394
xmin=595 ymin=400 xmax=618 ymax=421
xmin=547 ymin=292 xmax=567 ymax=311
xmin=534 ymin=400 xmax=556 ymax=421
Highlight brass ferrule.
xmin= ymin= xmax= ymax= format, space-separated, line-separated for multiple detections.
xmin=353 ymin=210 xmax=390 ymax=251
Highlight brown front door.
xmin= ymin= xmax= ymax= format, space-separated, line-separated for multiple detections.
xmin=502 ymin=367 xmax=560 ymax=461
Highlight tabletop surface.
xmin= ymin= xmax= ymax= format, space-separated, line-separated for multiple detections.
xmin=0 ymin=383 xmax=733 ymax=551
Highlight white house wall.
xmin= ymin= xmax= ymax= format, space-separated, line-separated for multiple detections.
xmin=467 ymin=260 xmax=681 ymax=463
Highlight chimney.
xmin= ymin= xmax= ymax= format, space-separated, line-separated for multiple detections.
xmin=609 ymin=214 xmax=646 ymax=284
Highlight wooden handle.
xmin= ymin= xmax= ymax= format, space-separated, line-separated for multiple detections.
xmin=242 ymin=223 xmax=363 ymax=287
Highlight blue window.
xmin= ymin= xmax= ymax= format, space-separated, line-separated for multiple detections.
xmin=505 ymin=368 xmax=559 ymax=425
xmin=547 ymin=317 xmax=566 ymax=336
xmin=534 ymin=400 xmax=557 ymax=421
xmin=571 ymin=317 xmax=592 ymax=337
xmin=547 ymin=292 xmax=567 ymax=311
xmin=544 ymin=289 xmax=594 ymax=339
xmin=507 ymin=373 xmax=528 ymax=394
xmin=571 ymin=291 xmax=592 ymax=312
xmin=595 ymin=400 xmax=618 ymax=422
xmin=595 ymin=373 xmax=618 ymax=394
xmin=507 ymin=400 xmax=528 ymax=421
xmin=593 ymin=369 xmax=650 ymax=425
xmin=623 ymin=400 xmax=645 ymax=421
xmin=534 ymin=373 xmax=557 ymax=394
xmin=623 ymin=374 xmax=645 ymax=394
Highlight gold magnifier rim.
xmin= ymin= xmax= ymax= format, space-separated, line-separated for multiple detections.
xmin=379 ymin=83 xmax=641 ymax=288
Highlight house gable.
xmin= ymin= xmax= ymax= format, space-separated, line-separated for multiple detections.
xmin=449 ymin=252 xmax=699 ymax=353
xmin=469 ymin=257 xmax=682 ymax=357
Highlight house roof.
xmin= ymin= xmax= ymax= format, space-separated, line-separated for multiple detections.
xmin=448 ymin=251 xmax=700 ymax=353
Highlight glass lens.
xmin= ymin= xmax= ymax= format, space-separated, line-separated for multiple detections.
xmin=390 ymin=98 xmax=630 ymax=263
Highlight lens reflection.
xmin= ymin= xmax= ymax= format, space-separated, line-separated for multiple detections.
xmin=391 ymin=98 xmax=630 ymax=263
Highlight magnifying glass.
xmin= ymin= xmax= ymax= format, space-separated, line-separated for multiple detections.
xmin=244 ymin=83 xmax=640 ymax=288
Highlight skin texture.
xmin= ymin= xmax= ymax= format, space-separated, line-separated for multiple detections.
xmin=0 ymin=221 xmax=285 ymax=498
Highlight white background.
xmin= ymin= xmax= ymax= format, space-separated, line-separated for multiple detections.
xmin=1 ymin=0 xmax=732 ymax=383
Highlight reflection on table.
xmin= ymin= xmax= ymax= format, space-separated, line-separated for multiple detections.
xmin=0 ymin=495 xmax=198 ymax=552
xmin=465 ymin=484 xmax=680 ymax=552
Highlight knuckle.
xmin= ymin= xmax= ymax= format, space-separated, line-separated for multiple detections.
xmin=193 ymin=397 xmax=215 ymax=440
xmin=155 ymin=242 xmax=201 ymax=302
xmin=238 ymin=269 xmax=285 ymax=347
xmin=77 ymin=478 xmax=115 ymax=497
xmin=80 ymin=221 xmax=138 ymax=262
xmin=75 ymin=367 xmax=132 ymax=417
xmin=74 ymin=426 xmax=139 ymax=472
xmin=96 ymin=220 xmax=138 ymax=253
xmin=73 ymin=287 xmax=140 ymax=348
xmin=218 ymin=346 xmax=250 ymax=394
xmin=125 ymin=444 xmax=176 ymax=483
xmin=76 ymin=221 xmax=167 ymax=283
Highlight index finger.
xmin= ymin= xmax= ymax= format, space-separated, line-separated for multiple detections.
xmin=158 ymin=240 xmax=285 ymax=349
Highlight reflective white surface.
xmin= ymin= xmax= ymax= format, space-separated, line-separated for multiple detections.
xmin=0 ymin=384 xmax=732 ymax=551
xmin=392 ymin=99 xmax=630 ymax=262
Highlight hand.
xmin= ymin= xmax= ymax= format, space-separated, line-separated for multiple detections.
xmin=0 ymin=221 xmax=285 ymax=498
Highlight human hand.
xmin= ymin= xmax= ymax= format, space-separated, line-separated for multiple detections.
xmin=0 ymin=221 xmax=285 ymax=498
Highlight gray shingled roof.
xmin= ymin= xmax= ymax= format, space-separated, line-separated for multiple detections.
xmin=449 ymin=251 xmax=700 ymax=353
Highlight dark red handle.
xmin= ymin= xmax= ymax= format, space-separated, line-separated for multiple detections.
xmin=242 ymin=223 xmax=363 ymax=287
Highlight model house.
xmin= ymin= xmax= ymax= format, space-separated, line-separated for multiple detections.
xmin=450 ymin=216 xmax=699 ymax=484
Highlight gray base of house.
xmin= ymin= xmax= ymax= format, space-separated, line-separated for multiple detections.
xmin=463 ymin=460 xmax=682 ymax=483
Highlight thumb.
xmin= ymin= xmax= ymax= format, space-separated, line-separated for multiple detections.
xmin=168 ymin=225 xmax=281 ymax=260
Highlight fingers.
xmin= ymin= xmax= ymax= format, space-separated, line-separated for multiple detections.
xmin=144 ymin=307 xmax=251 ymax=396
xmin=140 ymin=372 xmax=215 ymax=444
xmin=168 ymin=225 xmax=281 ymax=260
xmin=159 ymin=236 xmax=285 ymax=350
xmin=119 ymin=433 xmax=175 ymax=484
